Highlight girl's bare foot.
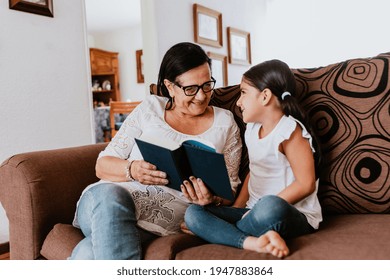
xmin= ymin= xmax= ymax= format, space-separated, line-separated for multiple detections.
xmin=243 ymin=230 xmax=289 ymax=258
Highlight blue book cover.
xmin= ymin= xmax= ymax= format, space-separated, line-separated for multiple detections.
xmin=135 ymin=137 xmax=234 ymax=201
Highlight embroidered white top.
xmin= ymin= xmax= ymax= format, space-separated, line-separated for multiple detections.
xmin=73 ymin=95 xmax=242 ymax=236
xmin=245 ymin=115 xmax=322 ymax=229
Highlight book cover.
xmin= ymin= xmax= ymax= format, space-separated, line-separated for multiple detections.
xmin=135 ymin=137 xmax=234 ymax=201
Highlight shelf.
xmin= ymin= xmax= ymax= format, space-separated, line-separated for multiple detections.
xmin=90 ymin=48 xmax=121 ymax=104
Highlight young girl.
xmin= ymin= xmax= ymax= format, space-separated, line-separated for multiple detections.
xmin=183 ymin=59 xmax=323 ymax=258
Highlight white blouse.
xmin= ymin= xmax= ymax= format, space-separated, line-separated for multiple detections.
xmin=74 ymin=95 xmax=242 ymax=236
xmin=245 ymin=115 xmax=322 ymax=229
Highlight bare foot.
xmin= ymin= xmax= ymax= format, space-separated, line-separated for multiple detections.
xmin=180 ymin=221 xmax=195 ymax=235
xmin=243 ymin=230 xmax=289 ymax=258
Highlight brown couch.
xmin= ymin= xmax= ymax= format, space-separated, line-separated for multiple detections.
xmin=1 ymin=53 xmax=390 ymax=260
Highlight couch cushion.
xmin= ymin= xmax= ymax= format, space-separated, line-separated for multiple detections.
xmin=41 ymin=224 xmax=84 ymax=260
xmin=292 ymin=52 xmax=390 ymax=214
xmin=144 ymin=233 xmax=206 ymax=260
xmin=176 ymin=214 xmax=390 ymax=260
xmin=41 ymin=223 xmax=206 ymax=260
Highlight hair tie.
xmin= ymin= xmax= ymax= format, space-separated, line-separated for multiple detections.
xmin=281 ymin=91 xmax=291 ymax=100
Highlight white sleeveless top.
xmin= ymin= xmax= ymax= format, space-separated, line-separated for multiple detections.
xmin=245 ymin=115 xmax=322 ymax=229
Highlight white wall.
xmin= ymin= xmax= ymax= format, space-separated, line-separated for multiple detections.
xmin=261 ymin=0 xmax=390 ymax=68
xmin=0 ymin=0 xmax=93 ymax=243
xmin=141 ymin=0 xmax=264 ymax=88
xmin=142 ymin=0 xmax=390 ymax=87
xmin=89 ymin=25 xmax=145 ymax=102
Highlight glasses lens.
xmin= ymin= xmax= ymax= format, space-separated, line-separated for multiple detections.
xmin=184 ymin=86 xmax=198 ymax=96
xmin=202 ymin=81 xmax=215 ymax=92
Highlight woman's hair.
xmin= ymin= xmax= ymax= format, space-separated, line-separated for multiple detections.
xmin=157 ymin=42 xmax=211 ymax=109
xmin=243 ymin=59 xmax=323 ymax=178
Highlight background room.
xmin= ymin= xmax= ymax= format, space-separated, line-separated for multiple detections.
xmin=1 ymin=0 xmax=390 ymax=251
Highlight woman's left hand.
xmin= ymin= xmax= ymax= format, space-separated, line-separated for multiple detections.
xmin=181 ymin=176 xmax=214 ymax=205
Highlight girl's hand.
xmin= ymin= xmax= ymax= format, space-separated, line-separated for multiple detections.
xmin=130 ymin=160 xmax=169 ymax=185
xmin=181 ymin=176 xmax=214 ymax=205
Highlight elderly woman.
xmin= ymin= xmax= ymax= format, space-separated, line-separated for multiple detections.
xmin=69 ymin=42 xmax=242 ymax=260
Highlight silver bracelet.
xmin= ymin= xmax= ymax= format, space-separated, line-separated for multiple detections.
xmin=125 ymin=160 xmax=135 ymax=182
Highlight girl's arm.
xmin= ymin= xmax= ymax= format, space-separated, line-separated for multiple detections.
xmin=277 ymin=126 xmax=316 ymax=205
xmin=232 ymin=173 xmax=250 ymax=208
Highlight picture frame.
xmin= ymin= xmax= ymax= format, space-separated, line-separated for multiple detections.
xmin=227 ymin=27 xmax=252 ymax=65
xmin=9 ymin=0 xmax=54 ymax=17
xmin=208 ymin=52 xmax=228 ymax=87
xmin=193 ymin=4 xmax=223 ymax=48
xmin=136 ymin=49 xmax=144 ymax=83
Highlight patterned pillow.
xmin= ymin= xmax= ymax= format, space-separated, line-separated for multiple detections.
xmin=292 ymin=52 xmax=390 ymax=214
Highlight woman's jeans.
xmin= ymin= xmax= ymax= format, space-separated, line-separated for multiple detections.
xmin=69 ymin=183 xmax=155 ymax=260
xmin=184 ymin=195 xmax=314 ymax=249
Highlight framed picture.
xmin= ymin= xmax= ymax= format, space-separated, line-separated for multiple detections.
xmin=9 ymin=0 xmax=54 ymax=17
xmin=227 ymin=27 xmax=252 ymax=65
xmin=193 ymin=4 xmax=223 ymax=48
xmin=136 ymin=49 xmax=144 ymax=83
xmin=208 ymin=52 xmax=228 ymax=87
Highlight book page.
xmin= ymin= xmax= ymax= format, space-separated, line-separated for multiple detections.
xmin=138 ymin=134 xmax=181 ymax=150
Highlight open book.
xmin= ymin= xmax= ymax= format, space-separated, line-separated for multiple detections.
xmin=135 ymin=136 xmax=234 ymax=201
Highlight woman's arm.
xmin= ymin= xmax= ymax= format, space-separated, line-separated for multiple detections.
xmin=223 ymin=120 xmax=243 ymax=195
xmin=232 ymin=173 xmax=250 ymax=208
xmin=277 ymin=126 xmax=316 ymax=204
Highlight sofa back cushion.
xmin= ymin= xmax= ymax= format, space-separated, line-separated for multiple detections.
xmin=292 ymin=52 xmax=390 ymax=214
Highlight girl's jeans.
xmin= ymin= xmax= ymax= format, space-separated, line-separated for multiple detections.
xmin=69 ymin=183 xmax=155 ymax=260
xmin=184 ymin=195 xmax=314 ymax=248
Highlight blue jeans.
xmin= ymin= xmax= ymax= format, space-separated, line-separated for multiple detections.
xmin=184 ymin=195 xmax=314 ymax=248
xmin=69 ymin=183 xmax=155 ymax=260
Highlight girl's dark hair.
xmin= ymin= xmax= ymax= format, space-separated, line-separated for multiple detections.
xmin=157 ymin=42 xmax=211 ymax=109
xmin=243 ymin=59 xmax=323 ymax=178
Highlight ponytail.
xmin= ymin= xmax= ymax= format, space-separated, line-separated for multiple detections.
xmin=243 ymin=60 xmax=323 ymax=178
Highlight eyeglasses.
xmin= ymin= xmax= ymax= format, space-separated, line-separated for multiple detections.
xmin=173 ymin=77 xmax=216 ymax=96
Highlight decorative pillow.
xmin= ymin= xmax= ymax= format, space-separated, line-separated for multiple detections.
xmin=292 ymin=52 xmax=390 ymax=214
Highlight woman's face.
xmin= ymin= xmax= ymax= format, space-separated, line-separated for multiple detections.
xmin=165 ymin=63 xmax=213 ymax=116
xmin=237 ymin=78 xmax=263 ymax=123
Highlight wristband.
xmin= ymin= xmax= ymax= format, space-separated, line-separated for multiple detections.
xmin=125 ymin=160 xmax=135 ymax=182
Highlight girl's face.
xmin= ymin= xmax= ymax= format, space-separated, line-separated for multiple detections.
xmin=165 ymin=63 xmax=213 ymax=116
xmin=237 ymin=78 xmax=264 ymax=123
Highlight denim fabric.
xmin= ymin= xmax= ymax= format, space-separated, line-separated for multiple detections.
xmin=69 ymin=183 xmax=155 ymax=260
xmin=185 ymin=195 xmax=314 ymax=248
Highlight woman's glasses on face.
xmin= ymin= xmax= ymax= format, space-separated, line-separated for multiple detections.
xmin=173 ymin=77 xmax=216 ymax=96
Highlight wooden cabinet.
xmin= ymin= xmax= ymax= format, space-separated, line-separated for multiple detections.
xmin=90 ymin=48 xmax=121 ymax=105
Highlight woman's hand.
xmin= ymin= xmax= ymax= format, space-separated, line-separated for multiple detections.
xmin=130 ymin=160 xmax=169 ymax=185
xmin=181 ymin=176 xmax=214 ymax=205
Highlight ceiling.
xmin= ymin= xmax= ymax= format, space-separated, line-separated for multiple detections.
xmin=85 ymin=0 xmax=141 ymax=33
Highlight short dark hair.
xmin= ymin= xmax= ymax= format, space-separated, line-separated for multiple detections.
xmin=157 ymin=42 xmax=211 ymax=109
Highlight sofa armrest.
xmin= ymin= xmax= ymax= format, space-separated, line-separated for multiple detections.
xmin=0 ymin=143 xmax=107 ymax=259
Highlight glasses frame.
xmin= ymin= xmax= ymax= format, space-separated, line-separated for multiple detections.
xmin=173 ymin=77 xmax=216 ymax=96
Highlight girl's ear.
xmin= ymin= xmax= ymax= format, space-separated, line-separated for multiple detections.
xmin=262 ymin=88 xmax=273 ymax=105
xmin=164 ymin=79 xmax=174 ymax=97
